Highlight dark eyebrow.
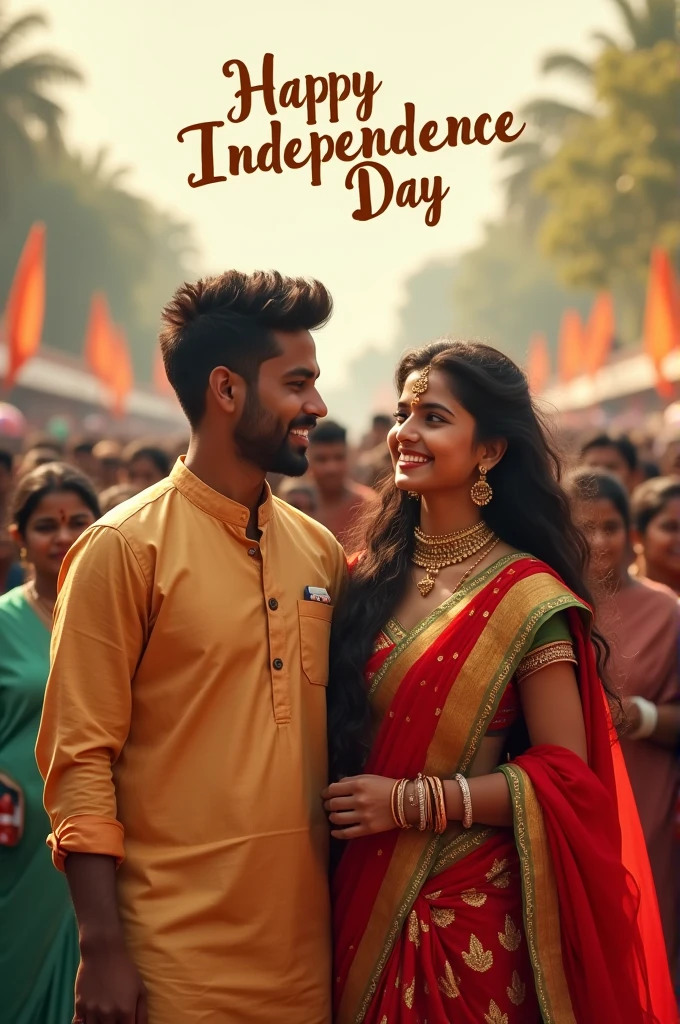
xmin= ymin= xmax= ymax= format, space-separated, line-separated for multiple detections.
xmin=398 ymin=400 xmax=454 ymax=415
xmin=283 ymin=366 xmax=318 ymax=379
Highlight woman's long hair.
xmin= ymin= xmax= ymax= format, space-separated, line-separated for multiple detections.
xmin=328 ymin=340 xmax=613 ymax=781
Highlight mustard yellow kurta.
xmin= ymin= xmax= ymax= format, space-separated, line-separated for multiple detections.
xmin=36 ymin=458 xmax=346 ymax=1024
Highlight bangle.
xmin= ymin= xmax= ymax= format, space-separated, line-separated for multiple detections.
xmin=390 ymin=779 xmax=401 ymax=828
xmin=431 ymin=776 xmax=448 ymax=835
xmin=397 ymin=779 xmax=411 ymax=829
xmin=628 ymin=697 xmax=658 ymax=740
xmin=454 ymin=773 xmax=473 ymax=829
xmin=416 ymin=774 xmax=427 ymax=831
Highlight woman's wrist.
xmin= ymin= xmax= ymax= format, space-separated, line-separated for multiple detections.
xmin=443 ymin=779 xmax=464 ymax=822
xmin=627 ymin=696 xmax=658 ymax=740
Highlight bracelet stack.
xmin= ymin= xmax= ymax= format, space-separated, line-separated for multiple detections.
xmin=627 ymin=696 xmax=659 ymax=740
xmin=390 ymin=773 xmax=450 ymax=834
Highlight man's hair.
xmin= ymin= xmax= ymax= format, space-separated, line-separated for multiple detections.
xmin=159 ymin=270 xmax=333 ymax=427
xmin=371 ymin=414 xmax=392 ymax=430
xmin=0 ymin=450 xmax=13 ymax=473
xmin=580 ymin=432 xmax=638 ymax=472
xmin=309 ymin=420 xmax=347 ymax=446
xmin=122 ymin=440 xmax=171 ymax=476
xmin=22 ymin=432 xmax=64 ymax=457
xmin=68 ymin=435 xmax=97 ymax=456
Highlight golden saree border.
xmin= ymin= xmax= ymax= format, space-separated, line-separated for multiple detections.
xmin=338 ymin=566 xmax=586 ymax=1024
xmin=499 ymin=765 xmax=576 ymax=1024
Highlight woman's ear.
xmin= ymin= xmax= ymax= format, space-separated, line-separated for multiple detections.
xmin=483 ymin=438 xmax=508 ymax=471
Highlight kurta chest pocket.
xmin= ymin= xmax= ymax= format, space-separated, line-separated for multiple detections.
xmin=297 ymin=600 xmax=333 ymax=686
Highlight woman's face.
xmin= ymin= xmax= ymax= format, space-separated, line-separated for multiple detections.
xmin=388 ymin=368 xmax=490 ymax=496
xmin=639 ymin=497 xmax=680 ymax=581
xmin=126 ymin=455 xmax=165 ymax=491
xmin=17 ymin=490 xmax=97 ymax=580
xmin=574 ymin=498 xmax=629 ymax=583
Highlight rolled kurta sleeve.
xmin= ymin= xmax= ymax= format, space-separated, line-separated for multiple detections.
xmin=36 ymin=524 xmax=150 ymax=871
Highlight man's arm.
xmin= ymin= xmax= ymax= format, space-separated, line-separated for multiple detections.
xmin=36 ymin=523 xmax=150 ymax=1022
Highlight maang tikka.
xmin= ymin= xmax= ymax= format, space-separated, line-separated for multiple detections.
xmin=407 ymin=365 xmax=430 ymax=500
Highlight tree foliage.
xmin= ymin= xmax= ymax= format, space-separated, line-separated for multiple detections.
xmin=537 ymin=40 xmax=680 ymax=313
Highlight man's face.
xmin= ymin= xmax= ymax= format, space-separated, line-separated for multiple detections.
xmin=580 ymin=445 xmax=633 ymax=490
xmin=234 ymin=330 xmax=327 ymax=477
xmin=308 ymin=442 xmax=348 ymax=494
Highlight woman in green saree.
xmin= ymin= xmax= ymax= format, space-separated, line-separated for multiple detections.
xmin=325 ymin=342 xmax=675 ymax=1024
xmin=0 ymin=463 xmax=99 ymax=1023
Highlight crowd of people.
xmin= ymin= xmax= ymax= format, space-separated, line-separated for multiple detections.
xmin=0 ymin=268 xmax=678 ymax=1023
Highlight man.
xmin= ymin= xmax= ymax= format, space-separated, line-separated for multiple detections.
xmin=67 ymin=436 xmax=101 ymax=481
xmin=307 ymin=420 xmax=377 ymax=549
xmin=37 ymin=270 xmax=346 ymax=1024
xmin=579 ymin=432 xmax=641 ymax=492
xmin=121 ymin=440 xmax=171 ymax=492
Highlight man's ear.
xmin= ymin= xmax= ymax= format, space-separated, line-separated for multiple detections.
xmin=207 ymin=366 xmax=246 ymax=415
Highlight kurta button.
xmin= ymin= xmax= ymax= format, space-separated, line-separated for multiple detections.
xmin=273 ymin=658 xmax=283 ymax=670
xmin=268 ymin=598 xmax=278 ymax=610
xmin=248 ymin=547 xmax=257 ymax=556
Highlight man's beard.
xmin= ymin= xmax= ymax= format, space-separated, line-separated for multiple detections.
xmin=234 ymin=390 xmax=313 ymax=476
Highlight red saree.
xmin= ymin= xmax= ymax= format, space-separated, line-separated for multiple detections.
xmin=333 ymin=554 xmax=676 ymax=1024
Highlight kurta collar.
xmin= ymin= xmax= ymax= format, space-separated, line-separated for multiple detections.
xmin=170 ymin=457 xmax=274 ymax=528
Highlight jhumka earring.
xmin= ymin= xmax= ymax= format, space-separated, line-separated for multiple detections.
xmin=408 ymin=491 xmax=420 ymax=500
xmin=19 ymin=547 xmax=28 ymax=567
xmin=470 ymin=465 xmax=493 ymax=506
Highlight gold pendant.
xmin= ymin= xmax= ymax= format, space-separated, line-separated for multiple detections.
xmin=417 ymin=573 xmax=435 ymax=596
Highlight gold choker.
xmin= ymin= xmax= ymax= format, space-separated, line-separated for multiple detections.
xmin=413 ymin=521 xmax=496 ymax=596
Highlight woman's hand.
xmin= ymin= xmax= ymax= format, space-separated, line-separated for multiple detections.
xmin=322 ymin=775 xmax=399 ymax=840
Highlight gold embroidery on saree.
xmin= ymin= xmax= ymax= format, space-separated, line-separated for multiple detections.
xmin=403 ymin=977 xmax=415 ymax=1009
xmin=507 ymin=971 xmax=526 ymax=1006
xmin=498 ymin=915 xmax=522 ymax=951
xmin=437 ymin=961 xmax=460 ymax=999
xmin=430 ymin=907 xmax=455 ymax=928
xmin=486 ymin=858 xmax=510 ymax=887
xmin=461 ymin=934 xmax=494 ymax=972
xmin=461 ymin=888 xmax=487 ymax=907
xmin=484 ymin=999 xmax=509 ymax=1024
xmin=407 ymin=910 xmax=421 ymax=947
xmin=498 ymin=765 xmax=576 ymax=1024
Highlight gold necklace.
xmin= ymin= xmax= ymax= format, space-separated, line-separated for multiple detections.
xmin=24 ymin=581 xmax=55 ymax=630
xmin=413 ymin=521 xmax=496 ymax=596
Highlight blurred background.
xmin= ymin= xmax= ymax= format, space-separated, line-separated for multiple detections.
xmin=0 ymin=0 xmax=678 ymax=448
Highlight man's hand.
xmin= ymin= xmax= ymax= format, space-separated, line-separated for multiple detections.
xmin=74 ymin=935 xmax=147 ymax=1024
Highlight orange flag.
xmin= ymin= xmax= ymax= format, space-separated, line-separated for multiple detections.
xmin=3 ymin=222 xmax=46 ymax=389
xmin=110 ymin=327 xmax=134 ymax=418
xmin=557 ymin=309 xmax=586 ymax=384
xmin=643 ymin=248 xmax=680 ymax=398
xmin=584 ymin=292 xmax=615 ymax=377
xmin=526 ymin=332 xmax=550 ymax=393
xmin=84 ymin=293 xmax=115 ymax=384
xmin=153 ymin=347 xmax=174 ymax=397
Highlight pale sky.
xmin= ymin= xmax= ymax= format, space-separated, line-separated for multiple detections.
xmin=31 ymin=0 xmax=620 ymax=387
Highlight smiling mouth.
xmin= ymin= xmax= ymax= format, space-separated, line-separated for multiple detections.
xmin=289 ymin=427 xmax=310 ymax=448
xmin=397 ymin=453 xmax=432 ymax=466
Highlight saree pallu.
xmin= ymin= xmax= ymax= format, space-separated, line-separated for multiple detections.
xmin=333 ymin=554 xmax=676 ymax=1024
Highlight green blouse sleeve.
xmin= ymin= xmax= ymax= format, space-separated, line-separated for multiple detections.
xmin=516 ymin=610 xmax=577 ymax=682
xmin=526 ymin=610 xmax=572 ymax=653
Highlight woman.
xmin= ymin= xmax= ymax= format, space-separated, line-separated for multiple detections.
xmin=324 ymin=341 xmax=674 ymax=1024
xmin=631 ymin=477 xmax=680 ymax=596
xmin=0 ymin=463 xmax=100 ymax=1023
xmin=568 ymin=468 xmax=680 ymax=963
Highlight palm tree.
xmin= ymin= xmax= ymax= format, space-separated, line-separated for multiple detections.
xmin=501 ymin=0 xmax=676 ymax=228
xmin=0 ymin=3 xmax=82 ymax=210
